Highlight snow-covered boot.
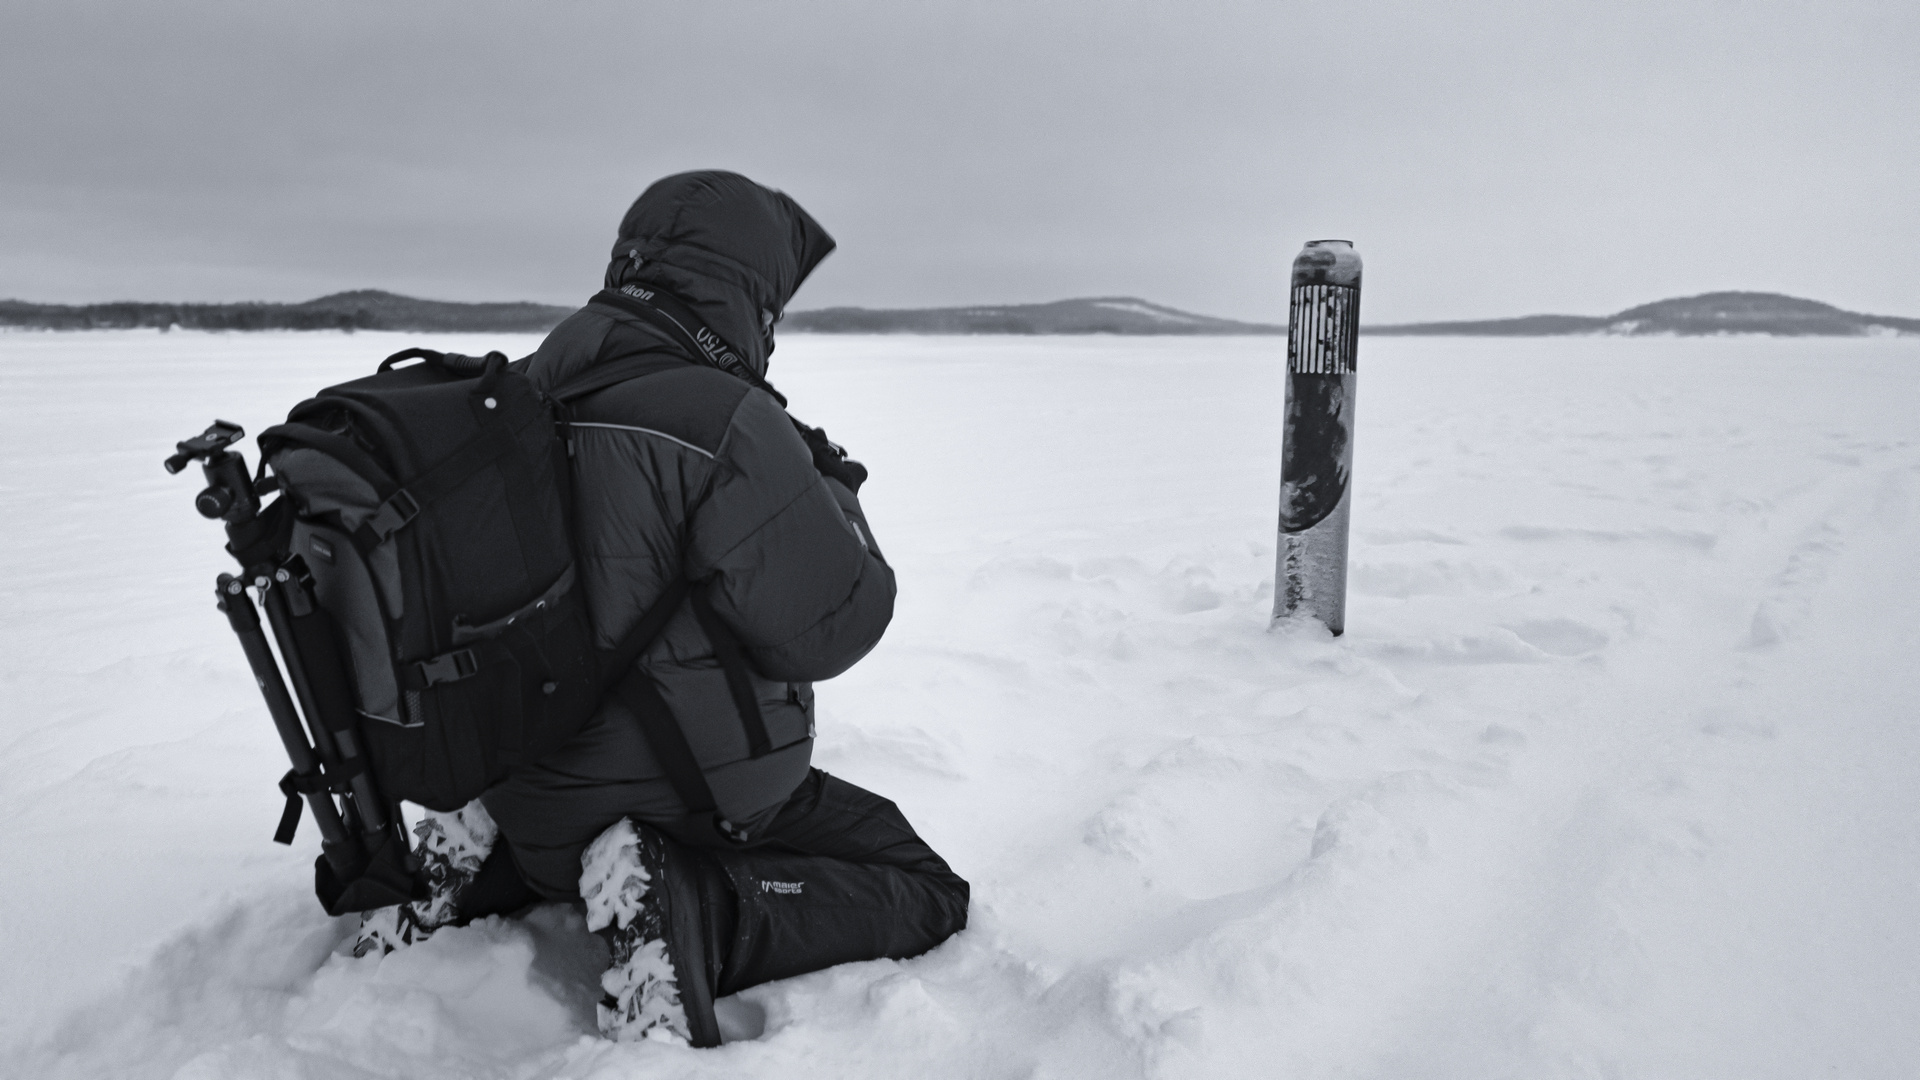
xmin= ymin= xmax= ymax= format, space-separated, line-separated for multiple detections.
xmin=353 ymin=799 xmax=499 ymax=958
xmin=352 ymin=902 xmax=434 ymax=956
xmin=581 ymin=818 xmax=721 ymax=1047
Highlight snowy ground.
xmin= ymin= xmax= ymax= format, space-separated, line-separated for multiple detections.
xmin=3 ymin=328 xmax=1917 ymax=1079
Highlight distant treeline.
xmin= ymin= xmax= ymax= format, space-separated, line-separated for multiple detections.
xmin=1 ymin=292 xmax=1284 ymax=336
xmin=7 ymin=288 xmax=1913 ymax=338
xmin=0 ymin=290 xmax=572 ymax=333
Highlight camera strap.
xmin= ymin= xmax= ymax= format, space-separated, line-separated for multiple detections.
xmin=589 ymin=287 xmax=788 ymax=407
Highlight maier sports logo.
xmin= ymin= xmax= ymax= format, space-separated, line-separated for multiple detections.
xmin=760 ymin=880 xmax=803 ymax=895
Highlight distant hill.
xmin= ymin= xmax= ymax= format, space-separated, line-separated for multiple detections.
xmin=1368 ymin=292 xmax=1920 ymax=337
xmin=1 ymin=291 xmax=1279 ymax=336
xmin=784 ymin=297 xmax=1284 ymax=335
xmin=0 ymin=290 xmax=572 ymax=333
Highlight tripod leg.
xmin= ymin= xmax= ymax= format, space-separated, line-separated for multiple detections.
xmin=261 ymin=573 xmax=398 ymax=841
xmin=217 ymin=574 xmax=358 ymax=874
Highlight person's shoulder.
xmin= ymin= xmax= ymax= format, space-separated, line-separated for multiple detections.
xmin=576 ymin=364 xmax=759 ymax=460
xmin=527 ymin=305 xmax=617 ymax=388
xmin=714 ymin=385 xmax=809 ymax=467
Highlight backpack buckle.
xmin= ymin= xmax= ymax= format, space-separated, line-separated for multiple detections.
xmin=411 ymin=648 xmax=478 ymax=688
xmin=362 ymin=489 xmax=421 ymax=543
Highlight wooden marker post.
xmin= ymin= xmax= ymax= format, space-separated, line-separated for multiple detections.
xmin=1274 ymin=240 xmax=1362 ymax=635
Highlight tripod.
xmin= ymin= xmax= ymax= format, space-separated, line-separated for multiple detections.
xmin=167 ymin=422 xmax=424 ymax=914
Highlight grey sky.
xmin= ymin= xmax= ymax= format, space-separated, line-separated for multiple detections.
xmin=3 ymin=0 xmax=1913 ymax=323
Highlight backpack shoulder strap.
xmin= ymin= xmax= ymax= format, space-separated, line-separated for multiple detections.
xmin=600 ymin=579 xmax=726 ymax=833
xmin=599 ymin=578 xmax=691 ymax=686
xmin=549 ymin=352 xmax=687 ymax=406
xmin=597 ymin=579 xmax=764 ymax=844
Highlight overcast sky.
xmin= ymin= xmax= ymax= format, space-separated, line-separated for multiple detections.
xmin=3 ymin=0 xmax=1913 ymax=323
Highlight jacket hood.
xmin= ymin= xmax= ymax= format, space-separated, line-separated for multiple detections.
xmin=604 ymin=171 xmax=836 ymax=378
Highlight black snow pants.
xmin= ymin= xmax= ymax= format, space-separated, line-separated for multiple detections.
xmin=476 ymin=768 xmax=968 ymax=996
xmin=699 ymin=768 xmax=969 ymax=995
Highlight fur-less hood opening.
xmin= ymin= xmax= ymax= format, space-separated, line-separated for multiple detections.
xmin=604 ymin=171 xmax=836 ymax=378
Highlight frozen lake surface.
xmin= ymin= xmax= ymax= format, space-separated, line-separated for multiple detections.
xmin=3 ymin=329 xmax=1918 ymax=1078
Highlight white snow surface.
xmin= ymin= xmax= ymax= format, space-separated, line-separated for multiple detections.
xmin=3 ymin=330 xmax=1919 ymax=1078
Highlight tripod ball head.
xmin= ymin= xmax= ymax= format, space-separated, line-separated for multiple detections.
xmin=165 ymin=421 xmax=246 ymax=474
xmin=166 ymin=420 xmax=260 ymax=524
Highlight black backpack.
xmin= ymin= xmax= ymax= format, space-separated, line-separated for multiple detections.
xmin=180 ymin=325 xmax=793 ymax=914
xmin=255 ymin=348 xmax=678 ymax=812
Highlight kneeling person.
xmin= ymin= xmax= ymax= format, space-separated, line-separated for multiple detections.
xmin=355 ymin=171 xmax=968 ymax=1047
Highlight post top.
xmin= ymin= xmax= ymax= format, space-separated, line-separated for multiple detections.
xmin=1293 ymin=240 xmax=1362 ymax=288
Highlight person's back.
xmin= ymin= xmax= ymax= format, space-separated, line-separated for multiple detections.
xmin=352 ymin=171 xmax=968 ymax=1048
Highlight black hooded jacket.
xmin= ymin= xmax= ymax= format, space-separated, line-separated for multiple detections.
xmin=604 ymin=171 xmax=836 ymax=380
xmin=483 ymin=173 xmax=893 ymax=895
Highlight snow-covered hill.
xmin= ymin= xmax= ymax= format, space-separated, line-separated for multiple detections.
xmin=3 ymin=331 xmax=1917 ymax=1078
xmin=1368 ymin=291 xmax=1920 ymax=337
xmin=781 ymin=297 xmax=1283 ymax=334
